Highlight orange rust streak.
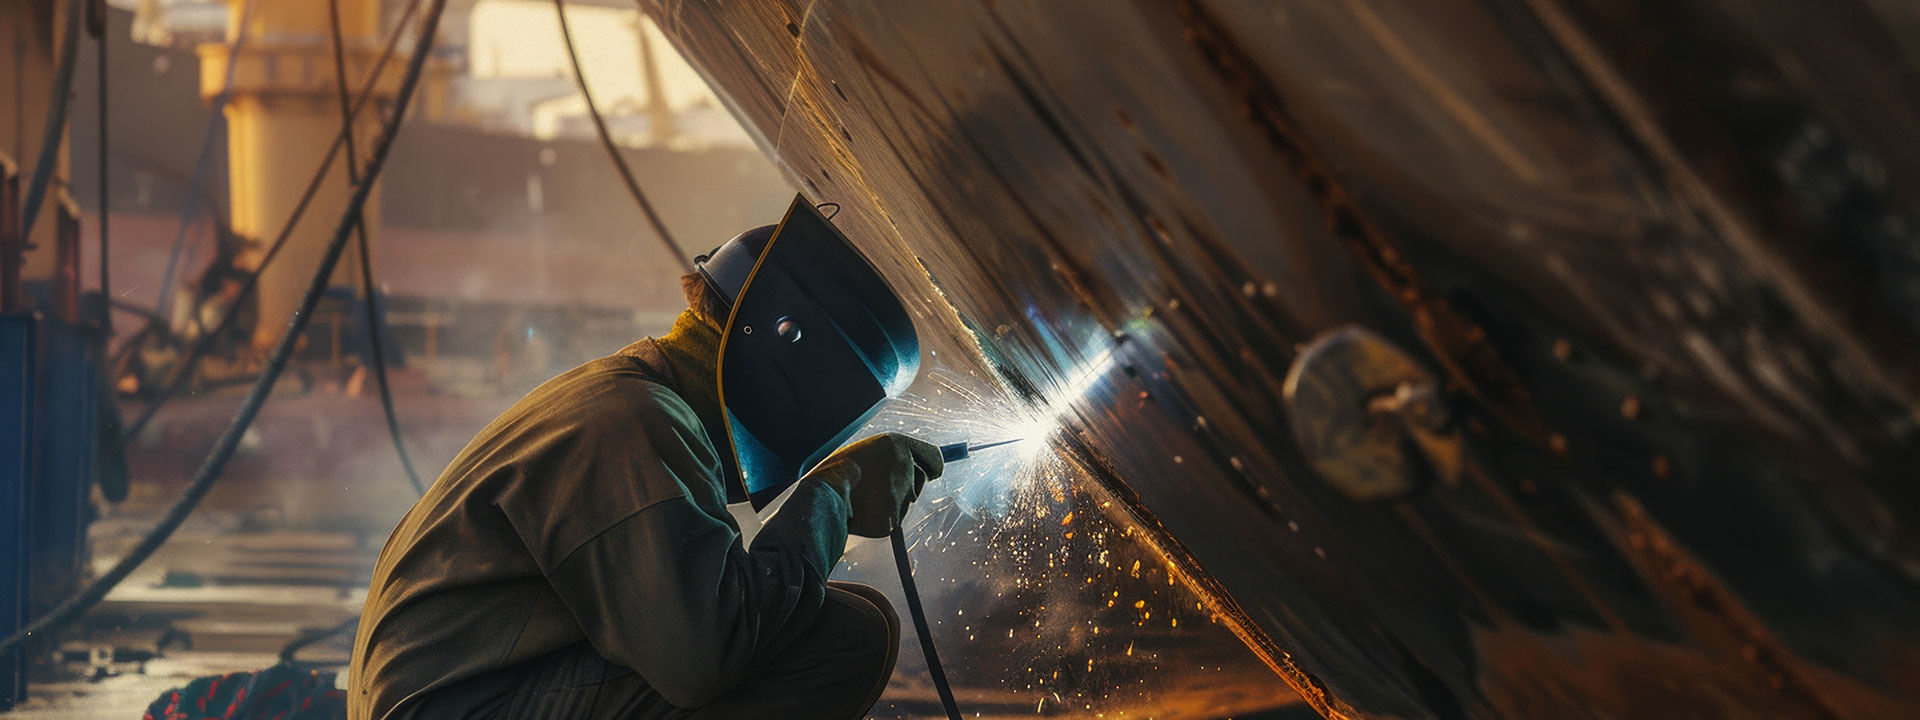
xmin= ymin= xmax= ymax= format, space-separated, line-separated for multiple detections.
xmin=1058 ymin=451 xmax=1361 ymax=720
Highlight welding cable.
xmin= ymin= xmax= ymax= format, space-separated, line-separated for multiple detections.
xmin=90 ymin=0 xmax=132 ymax=502
xmin=93 ymin=0 xmax=109 ymax=329
xmin=890 ymin=528 xmax=964 ymax=720
xmin=152 ymin=0 xmax=259 ymax=318
xmin=100 ymin=151 xmax=244 ymax=377
xmin=108 ymin=0 xmax=420 ymax=361
xmin=118 ymin=0 xmax=425 ymax=443
xmin=327 ymin=0 xmax=427 ymax=494
xmin=553 ymin=0 xmax=691 ymax=274
xmin=278 ymin=615 xmax=361 ymax=664
xmin=0 ymin=0 xmax=450 ymax=657
xmin=15 ymin=0 xmax=81 ymax=241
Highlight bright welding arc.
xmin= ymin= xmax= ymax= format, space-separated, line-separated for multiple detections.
xmin=887 ymin=346 xmax=1118 ymax=517
xmin=998 ymin=347 xmax=1117 ymax=464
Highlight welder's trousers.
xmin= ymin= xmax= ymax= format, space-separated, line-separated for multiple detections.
xmin=417 ymin=582 xmax=900 ymax=719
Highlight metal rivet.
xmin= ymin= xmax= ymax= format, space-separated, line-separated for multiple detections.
xmin=1283 ymin=327 xmax=1462 ymax=502
xmin=742 ymin=326 xmax=753 ymax=335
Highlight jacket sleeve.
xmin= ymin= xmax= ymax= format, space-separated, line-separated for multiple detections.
xmin=536 ymin=393 xmax=851 ymax=709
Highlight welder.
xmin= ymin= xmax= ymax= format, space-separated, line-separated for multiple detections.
xmin=347 ymin=196 xmax=940 ymax=719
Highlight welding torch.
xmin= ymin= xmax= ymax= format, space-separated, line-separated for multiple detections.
xmin=936 ymin=438 xmax=1021 ymax=463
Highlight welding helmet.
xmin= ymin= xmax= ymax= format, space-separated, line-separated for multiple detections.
xmin=698 ymin=195 xmax=920 ymax=509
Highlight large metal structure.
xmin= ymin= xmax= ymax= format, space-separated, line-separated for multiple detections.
xmin=198 ymin=0 xmax=398 ymax=351
xmin=0 ymin=171 xmax=101 ymax=717
xmin=0 ymin=211 xmax=101 ymax=711
xmin=2 ymin=1 xmax=105 ymax=709
xmin=642 ymin=1 xmax=1920 ymax=718
xmin=0 ymin=315 xmax=29 ymax=711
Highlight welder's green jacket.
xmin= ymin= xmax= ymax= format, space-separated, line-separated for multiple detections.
xmin=346 ymin=337 xmax=851 ymax=720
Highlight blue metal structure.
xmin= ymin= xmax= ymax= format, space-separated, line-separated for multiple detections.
xmin=0 ymin=312 xmax=102 ymax=710
xmin=0 ymin=315 xmax=34 ymax=710
xmin=28 ymin=316 xmax=98 ymax=635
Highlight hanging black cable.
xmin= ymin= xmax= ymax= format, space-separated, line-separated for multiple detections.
xmin=16 ymin=0 xmax=81 ymax=241
xmin=0 ymin=0 xmax=449 ymax=657
xmin=278 ymin=615 xmax=361 ymax=665
xmin=153 ymin=0 xmax=259 ymax=317
xmin=327 ymin=0 xmax=426 ymax=494
xmin=279 ymin=4 xmax=699 ymax=657
xmin=891 ymin=528 xmax=964 ymax=720
xmin=118 ymin=0 xmax=424 ymax=443
xmin=92 ymin=0 xmax=108 ymax=329
xmin=553 ymin=0 xmax=690 ymax=273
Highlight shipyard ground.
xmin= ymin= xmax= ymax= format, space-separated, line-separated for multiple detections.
xmin=16 ymin=377 xmax=1308 ymax=720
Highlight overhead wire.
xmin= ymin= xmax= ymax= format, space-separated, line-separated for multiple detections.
xmin=118 ymin=0 xmax=425 ymax=443
xmin=92 ymin=0 xmax=108 ymax=329
xmin=0 ymin=0 xmax=450 ymax=657
xmin=12 ymin=3 xmax=20 ymax=166
xmin=100 ymin=157 xmax=232 ymax=373
xmin=327 ymin=0 xmax=427 ymax=494
xmin=16 ymin=0 xmax=81 ymax=241
xmin=553 ymin=0 xmax=690 ymax=273
xmin=153 ymin=0 xmax=259 ymax=318
xmin=268 ymin=0 xmax=685 ymax=656
xmin=102 ymin=5 xmax=408 ymax=376
xmin=87 ymin=0 xmax=130 ymax=508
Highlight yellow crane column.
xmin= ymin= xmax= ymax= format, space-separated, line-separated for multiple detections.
xmin=199 ymin=0 xmax=399 ymax=352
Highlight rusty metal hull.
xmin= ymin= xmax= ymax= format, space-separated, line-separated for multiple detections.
xmin=643 ymin=0 xmax=1920 ymax=717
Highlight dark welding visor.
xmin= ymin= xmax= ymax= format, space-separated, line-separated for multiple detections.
xmin=705 ymin=195 xmax=920 ymax=509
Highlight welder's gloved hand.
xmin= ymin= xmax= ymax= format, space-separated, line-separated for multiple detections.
xmin=808 ymin=433 xmax=944 ymax=538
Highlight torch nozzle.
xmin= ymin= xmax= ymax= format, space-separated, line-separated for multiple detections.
xmin=938 ymin=438 xmax=1023 ymax=463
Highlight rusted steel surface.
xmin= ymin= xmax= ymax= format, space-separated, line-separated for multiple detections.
xmin=641 ymin=0 xmax=1920 ymax=717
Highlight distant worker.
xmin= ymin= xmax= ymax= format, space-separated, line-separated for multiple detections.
xmin=348 ymin=196 xmax=941 ymax=719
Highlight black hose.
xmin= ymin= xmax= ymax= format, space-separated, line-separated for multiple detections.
xmin=553 ymin=0 xmax=690 ymax=273
xmin=16 ymin=0 xmax=81 ymax=241
xmin=278 ymin=616 xmax=360 ymax=665
xmin=94 ymin=0 xmax=109 ymax=330
xmin=153 ymin=0 xmax=260 ymax=318
xmin=263 ymin=0 xmax=676 ymax=659
xmin=327 ymin=0 xmax=427 ymax=495
xmin=0 ymin=0 xmax=450 ymax=656
xmin=890 ymin=527 xmax=963 ymax=720
xmin=118 ymin=0 xmax=425 ymax=444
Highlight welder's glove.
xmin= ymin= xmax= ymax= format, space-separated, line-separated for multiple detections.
xmin=807 ymin=433 xmax=945 ymax=538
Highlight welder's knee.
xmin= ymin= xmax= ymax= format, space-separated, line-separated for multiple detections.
xmin=821 ymin=581 xmax=899 ymax=702
xmin=679 ymin=582 xmax=900 ymax=718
